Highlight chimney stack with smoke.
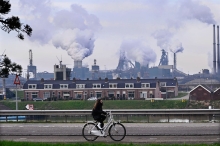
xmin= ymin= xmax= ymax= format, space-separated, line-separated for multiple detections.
xmin=217 ymin=25 xmax=220 ymax=74
xmin=174 ymin=53 xmax=176 ymax=70
xmin=74 ymin=60 xmax=82 ymax=68
xmin=213 ymin=25 xmax=216 ymax=74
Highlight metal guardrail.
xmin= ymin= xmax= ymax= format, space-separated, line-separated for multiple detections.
xmin=0 ymin=109 xmax=219 ymax=115
xmin=0 ymin=109 xmax=219 ymax=123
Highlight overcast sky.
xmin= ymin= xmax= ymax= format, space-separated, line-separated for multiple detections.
xmin=1 ymin=0 xmax=220 ymax=77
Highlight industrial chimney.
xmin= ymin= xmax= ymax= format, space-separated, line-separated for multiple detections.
xmin=74 ymin=60 xmax=82 ymax=68
xmin=213 ymin=25 xmax=216 ymax=74
xmin=173 ymin=53 xmax=176 ymax=70
xmin=217 ymin=25 xmax=220 ymax=74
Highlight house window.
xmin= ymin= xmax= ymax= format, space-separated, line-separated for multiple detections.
xmin=31 ymin=92 xmax=38 ymax=99
xmin=96 ymin=92 xmax=102 ymax=98
xmin=75 ymin=93 xmax=82 ymax=99
xmin=28 ymin=84 xmax=36 ymax=89
xmin=160 ymin=82 xmax=166 ymax=87
xmin=44 ymin=92 xmax=50 ymax=98
xmin=26 ymin=92 xmax=29 ymax=99
xmin=128 ymin=91 xmax=134 ymax=99
xmin=84 ymin=92 xmax=87 ymax=99
xmin=117 ymin=91 xmax=120 ymax=99
xmin=90 ymin=92 xmax=94 ymax=97
xmin=52 ymin=92 xmax=55 ymax=97
xmin=109 ymin=83 xmax=117 ymax=88
xmin=60 ymin=84 xmax=68 ymax=89
xmin=44 ymin=84 xmax=52 ymax=89
xmin=141 ymin=83 xmax=150 ymax=88
xmin=140 ymin=92 xmax=147 ymax=98
xmin=125 ymin=83 xmax=134 ymax=88
xmin=93 ymin=84 xmax=101 ymax=88
xmin=76 ymin=84 xmax=85 ymax=89
xmin=58 ymin=92 xmax=61 ymax=99
xmin=108 ymin=91 xmax=115 ymax=98
xmin=63 ymin=92 xmax=70 ymax=99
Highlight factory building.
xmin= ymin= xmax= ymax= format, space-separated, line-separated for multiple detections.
xmin=72 ymin=60 xmax=90 ymax=80
xmin=54 ymin=61 xmax=71 ymax=80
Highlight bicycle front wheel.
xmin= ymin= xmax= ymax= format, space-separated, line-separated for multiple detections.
xmin=82 ymin=123 xmax=98 ymax=141
xmin=109 ymin=123 xmax=126 ymax=141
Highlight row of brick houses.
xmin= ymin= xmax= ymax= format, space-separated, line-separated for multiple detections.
xmin=189 ymin=84 xmax=220 ymax=100
xmin=22 ymin=78 xmax=178 ymax=100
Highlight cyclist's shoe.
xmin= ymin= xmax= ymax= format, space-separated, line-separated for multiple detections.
xmin=97 ymin=123 xmax=103 ymax=130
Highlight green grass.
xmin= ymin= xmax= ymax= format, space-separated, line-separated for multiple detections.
xmin=173 ymin=92 xmax=188 ymax=98
xmin=0 ymin=141 xmax=219 ymax=146
xmin=11 ymin=90 xmax=24 ymax=99
xmin=0 ymin=100 xmax=188 ymax=110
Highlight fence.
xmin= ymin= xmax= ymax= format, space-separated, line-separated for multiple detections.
xmin=0 ymin=109 xmax=219 ymax=123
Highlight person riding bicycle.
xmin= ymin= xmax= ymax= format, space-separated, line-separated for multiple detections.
xmin=92 ymin=98 xmax=107 ymax=130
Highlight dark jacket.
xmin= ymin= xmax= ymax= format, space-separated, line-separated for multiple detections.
xmin=92 ymin=102 xmax=106 ymax=120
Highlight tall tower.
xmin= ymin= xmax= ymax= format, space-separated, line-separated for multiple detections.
xmin=116 ymin=50 xmax=134 ymax=72
xmin=213 ymin=25 xmax=216 ymax=74
xmin=91 ymin=59 xmax=100 ymax=79
xmin=158 ymin=49 xmax=168 ymax=66
xmin=217 ymin=25 xmax=220 ymax=74
xmin=27 ymin=49 xmax=37 ymax=79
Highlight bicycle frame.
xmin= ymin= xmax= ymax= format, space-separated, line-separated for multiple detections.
xmin=89 ymin=111 xmax=120 ymax=137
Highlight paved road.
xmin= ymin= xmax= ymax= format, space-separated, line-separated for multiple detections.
xmin=0 ymin=123 xmax=219 ymax=144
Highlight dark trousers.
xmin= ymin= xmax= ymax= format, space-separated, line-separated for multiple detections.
xmin=96 ymin=115 xmax=106 ymax=128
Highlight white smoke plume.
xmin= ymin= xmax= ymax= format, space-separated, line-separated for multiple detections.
xmin=19 ymin=0 xmax=101 ymax=60
xmin=152 ymin=29 xmax=173 ymax=50
xmin=178 ymin=0 xmax=216 ymax=25
xmin=152 ymin=0 xmax=216 ymax=52
xmin=170 ymin=41 xmax=184 ymax=54
xmin=52 ymin=29 xmax=95 ymax=61
xmin=120 ymin=39 xmax=157 ymax=66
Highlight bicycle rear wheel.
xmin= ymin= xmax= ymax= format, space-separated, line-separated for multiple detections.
xmin=108 ymin=123 xmax=126 ymax=141
xmin=82 ymin=123 xmax=98 ymax=141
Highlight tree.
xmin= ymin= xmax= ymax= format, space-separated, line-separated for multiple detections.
xmin=0 ymin=55 xmax=22 ymax=100
xmin=0 ymin=55 xmax=22 ymax=78
xmin=0 ymin=0 xmax=32 ymax=40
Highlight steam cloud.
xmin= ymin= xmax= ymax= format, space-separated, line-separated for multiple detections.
xmin=120 ymin=39 xmax=157 ymax=67
xmin=53 ymin=29 xmax=95 ymax=61
xmin=152 ymin=0 xmax=216 ymax=52
xmin=170 ymin=41 xmax=184 ymax=54
xmin=19 ymin=0 xmax=101 ymax=61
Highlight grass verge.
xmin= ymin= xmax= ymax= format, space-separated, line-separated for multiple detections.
xmin=0 ymin=141 xmax=220 ymax=146
xmin=0 ymin=100 xmax=188 ymax=110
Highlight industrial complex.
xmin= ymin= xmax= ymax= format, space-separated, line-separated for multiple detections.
xmin=0 ymin=25 xmax=220 ymax=96
xmin=21 ymin=25 xmax=219 ymax=85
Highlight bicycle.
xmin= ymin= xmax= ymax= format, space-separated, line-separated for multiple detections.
xmin=82 ymin=111 xmax=126 ymax=141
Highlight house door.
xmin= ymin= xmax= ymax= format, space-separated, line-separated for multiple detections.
xmin=140 ymin=91 xmax=147 ymax=99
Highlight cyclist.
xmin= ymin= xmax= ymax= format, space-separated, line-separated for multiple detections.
xmin=92 ymin=98 xmax=107 ymax=130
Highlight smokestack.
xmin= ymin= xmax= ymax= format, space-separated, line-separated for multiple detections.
xmin=174 ymin=53 xmax=176 ymax=70
xmin=217 ymin=25 xmax=220 ymax=74
xmin=74 ymin=60 xmax=82 ymax=68
xmin=213 ymin=25 xmax=216 ymax=74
